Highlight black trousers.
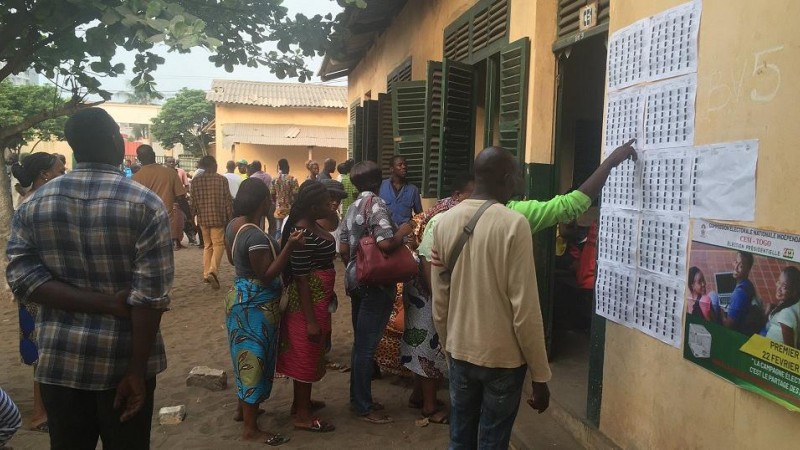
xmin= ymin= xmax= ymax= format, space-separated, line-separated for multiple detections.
xmin=40 ymin=378 xmax=156 ymax=450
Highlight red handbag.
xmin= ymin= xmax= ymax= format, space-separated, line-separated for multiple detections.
xmin=356 ymin=196 xmax=418 ymax=285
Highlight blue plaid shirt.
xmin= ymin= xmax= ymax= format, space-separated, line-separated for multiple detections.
xmin=6 ymin=163 xmax=173 ymax=390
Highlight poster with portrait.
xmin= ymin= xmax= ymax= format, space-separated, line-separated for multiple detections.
xmin=684 ymin=220 xmax=800 ymax=411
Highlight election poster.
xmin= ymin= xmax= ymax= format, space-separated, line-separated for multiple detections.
xmin=684 ymin=220 xmax=800 ymax=411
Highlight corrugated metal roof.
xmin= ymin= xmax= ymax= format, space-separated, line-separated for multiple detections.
xmin=222 ymin=123 xmax=347 ymax=149
xmin=207 ymin=80 xmax=348 ymax=108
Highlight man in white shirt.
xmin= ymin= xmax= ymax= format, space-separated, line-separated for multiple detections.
xmin=223 ymin=160 xmax=242 ymax=198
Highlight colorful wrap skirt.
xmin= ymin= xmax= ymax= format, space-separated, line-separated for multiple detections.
xmin=226 ymin=277 xmax=282 ymax=404
xmin=277 ymin=268 xmax=335 ymax=383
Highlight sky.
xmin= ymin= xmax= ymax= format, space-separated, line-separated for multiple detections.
xmin=96 ymin=0 xmax=345 ymax=98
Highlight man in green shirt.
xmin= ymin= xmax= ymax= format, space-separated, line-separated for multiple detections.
xmin=508 ymin=139 xmax=636 ymax=233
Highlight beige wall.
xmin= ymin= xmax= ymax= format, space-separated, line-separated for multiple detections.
xmin=231 ymin=144 xmax=346 ymax=182
xmin=600 ymin=1 xmax=800 ymax=449
xmin=213 ymin=104 xmax=347 ymax=174
xmin=346 ymin=0 xmax=559 ymax=166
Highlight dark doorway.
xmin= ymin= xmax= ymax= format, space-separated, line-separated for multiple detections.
xmin=549 ymin=33 xmax=607 ymax=425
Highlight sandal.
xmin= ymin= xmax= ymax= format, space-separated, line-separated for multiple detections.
xmin=265 ymin=434 xmax=290 ymax=446
xmin=290 ymin=400 xmax=326 ymax=415
xmin=294 ymin=418 xmax=335 ymax=433
xmin=422 ymin=408 xmax=449 ymax=424
xmin=361 ymin=414 xmax=393 ymax=424
xmin=30 ymin=421 xmax=49 ymax=433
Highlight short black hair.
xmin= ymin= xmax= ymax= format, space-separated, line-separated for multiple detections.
xmin=738 ymin=251 xmax=754 ymax=269
xmin=136 ymin=144 xmax=156 ymax=164
xmin=234 ymin=178 xmax=270 ymax=217
xmin=278 ymin=158 xmax=290 ymax=174
xmin=390 ymin=155 xmax=405 ymax=166
xmin=64 ymin=107 xmax=123 ymax=165
xmin=226 ymin=160 xmax=236 ymax=172
xmin=199 ymin=155 xmax=217 ymax=171
xmin=250 ymin=160 xmax=262 ymax=172
xmin=351 ymin=161 xmax=383 ymax=193
xmin=337 ymin=159 xmax=355 ymax=175
xmin=451 ymin=172 xmax=474 ymax=195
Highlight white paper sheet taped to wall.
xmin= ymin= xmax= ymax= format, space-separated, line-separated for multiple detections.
xmin=632 ymin=270 xmax=686 ymax=347
xmin=598 ymin=208 xmax=641 ymax=267
xmin=643 ymin=74 xmax=698 ymax=149
xmin=690 ymin=139 xmax=758 ymax=221
xmin=607 ymin=18 xmax=651 ymax=91
xmin=601 ymin=157 xmax=640 ymax=211
xmin=604 ymin=87 xmax=645 ymax=152
xmin=641 ymin=147 xmax=694 ymax=214
xmin=648 ymin=0 xmax=702 ymax=81
xmin=596 ymin=263 xmax=637 ymax=323
xmin=639 ymin=213 xmax=690 ymax=278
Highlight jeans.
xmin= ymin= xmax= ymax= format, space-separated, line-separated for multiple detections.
xmin=349 ymin=285 xmax=395 ymax=415
xmin=448 ymin=358 xmax=527 ymax=450
xmin=40 ymin=378 xmax=157 ymax=450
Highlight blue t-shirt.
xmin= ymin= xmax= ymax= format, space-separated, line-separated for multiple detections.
xmin=379 ymin=178 xmax=422 ymax=225
xmin=727 ymin=279 xmax=755 ymax=330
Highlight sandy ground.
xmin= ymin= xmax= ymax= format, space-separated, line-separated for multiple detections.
xmin=1 ymin=244 xmax=452 ymax=449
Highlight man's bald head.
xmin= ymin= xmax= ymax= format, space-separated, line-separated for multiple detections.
xmin=473 ymin=146 xmax=522 ymax=203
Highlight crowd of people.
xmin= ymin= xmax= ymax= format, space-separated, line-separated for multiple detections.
xmin=3 ymin=107 xmax=639 ymax=449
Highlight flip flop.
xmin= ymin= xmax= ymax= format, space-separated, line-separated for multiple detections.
xmin=361 ymin=414 xmax=393 ymax=424
xmin=30 ymin=421 xmax=49 ymax=433
xmin=422 ymin=408 xmax=449 ymax=424
xmin=266 ymin=434 xmax=290 ymax=446
xmin=294 ymin=418 xmax=335 ymax=433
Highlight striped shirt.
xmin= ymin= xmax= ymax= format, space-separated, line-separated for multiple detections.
xmin=289 ymin=227 xmax=336 ymax=277
xmin=0 ymin=388 xmax=21 ymax=447
xmin=6 ymin=163 xmax=172 ymax=390
xmin=190 ymin=172 xmax=233 ymax=228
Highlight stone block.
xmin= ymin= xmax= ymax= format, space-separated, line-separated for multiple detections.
xmin=158 ymin=405 xmax=186 ymax=425
xmin=186 ymin=366 xmax=227 ymax=391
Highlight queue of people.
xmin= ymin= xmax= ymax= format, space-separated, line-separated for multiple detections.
xmin=5 ymin=106 xmax=647 ymax=449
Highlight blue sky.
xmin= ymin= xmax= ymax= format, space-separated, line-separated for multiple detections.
xmin=98 ymin=0 xmax=345 ymax=96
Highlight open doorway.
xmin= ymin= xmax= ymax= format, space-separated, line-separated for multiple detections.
xmin=549 ymin=33 xmax=607 ymax=423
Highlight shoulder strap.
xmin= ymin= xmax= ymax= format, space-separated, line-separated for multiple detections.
xmin=446 ymin=200 xmax=498 ymax=275
xmin=231 ymin=223 xmax=261 ymax=260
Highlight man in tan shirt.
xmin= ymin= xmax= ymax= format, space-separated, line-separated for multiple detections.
xmin=432 ymin=147 xmax=550 ymax=449
xmin=132 ymin=145 xmax=188 ymax=250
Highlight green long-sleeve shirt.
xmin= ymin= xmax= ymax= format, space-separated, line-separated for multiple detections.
xmin=507 ymin=190 xmax=592 ymax=234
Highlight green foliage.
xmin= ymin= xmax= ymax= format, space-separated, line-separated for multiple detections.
xmin=0 ymin=81 xmax=67 ymax=150
xmin=0 ymin=0 xmax=338 ymax=101
xmin=150 ymin=88 xmax=214 ymax=156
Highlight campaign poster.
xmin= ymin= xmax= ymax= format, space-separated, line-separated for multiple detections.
xmin=684 ymin=220 xmax=800 ymax=412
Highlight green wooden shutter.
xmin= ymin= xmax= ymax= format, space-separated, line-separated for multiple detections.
xmin=391 ymin=81 xmax=427 ymax=191
xmin=377 ymin=93 xmax=395 ymax=178
xmin=354 ymin=105 xmax=364 ymax=162
xmin=348 ymin=98 xmax=360 ymax=160
xmin=424 ymin=61 xmax=443 ymax=198
xmin=439 ymin=59 xmax=475 ymax=197
xmin=498 ymin=38 xmax=530 ymax=162
xmin=362 ymin=100 xmax=380 ymax=163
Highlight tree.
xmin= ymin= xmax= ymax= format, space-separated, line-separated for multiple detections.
xmin=150 ymin=88 xmax=214 ymax=156
xmin=0 ymin=0 xmax=341 ymax=287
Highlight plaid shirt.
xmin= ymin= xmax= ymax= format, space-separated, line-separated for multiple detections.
xmin=190 ymin=172 xmax=233 ymax=228
xmin=6 ymin=163 xmax=173 ymax=390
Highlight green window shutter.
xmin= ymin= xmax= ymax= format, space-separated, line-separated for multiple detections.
xmin=348 ymin=98 xmax=360 ymax=160
xmin=354 ymin=105 xmax=364 ymax=162
xmin=377 ymin=93 xmax=395 ymax=178
xmin=499 ymin=37 xmax=530 ymax=162
xmin=439 ymin=59 xmax=475 ymax=198
xmin=424 ymin=61 xmax=443 ymax=198
xmin=362 ymin=100 xmax=380 ymax=163
xmin=391 ymin=80 xmax=427 ymax=191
